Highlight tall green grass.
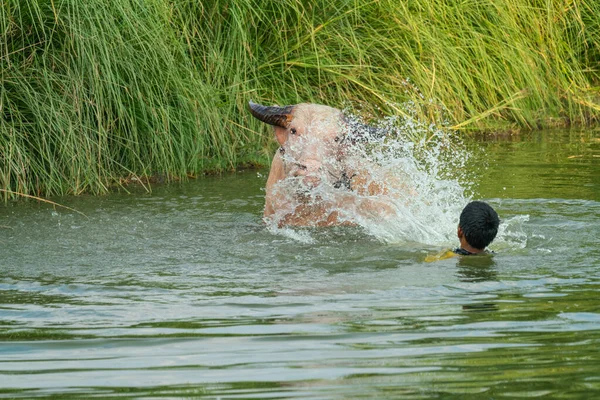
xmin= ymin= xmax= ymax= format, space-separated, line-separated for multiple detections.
xmin=1 ymin=0 xmax=599 ymax=197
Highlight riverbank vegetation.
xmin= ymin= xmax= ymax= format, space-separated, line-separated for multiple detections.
xmin=2 ymin=0 xmax=599 ymax=197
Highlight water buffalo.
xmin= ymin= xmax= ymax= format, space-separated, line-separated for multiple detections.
xmin=248 ymin=100 xmax=394 ymax=227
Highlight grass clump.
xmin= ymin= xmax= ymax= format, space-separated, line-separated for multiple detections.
xmin=1 ymin=0 xmax=599 ymax=197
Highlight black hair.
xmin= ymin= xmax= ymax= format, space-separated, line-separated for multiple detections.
xmin=459 ymin=201 xmax=500 ymax=250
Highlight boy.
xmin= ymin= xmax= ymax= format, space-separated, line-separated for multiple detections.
xmin=454 ymin=200 xmax=500 ymax=255
xmin=426 ymin=201 xmax=500 ymax=261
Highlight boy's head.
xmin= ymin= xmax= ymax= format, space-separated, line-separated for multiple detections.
xmin=458 ymin=201 xmax=500 ymax=250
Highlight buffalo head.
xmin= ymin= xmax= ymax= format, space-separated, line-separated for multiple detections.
xmin=249 ymin=101 xmax=384 ymax=189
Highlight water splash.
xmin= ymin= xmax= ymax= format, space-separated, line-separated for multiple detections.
xmin=265 ymin=106 xmax=473 ymax=245
xmin=493 ymin=214 xmax=531 ymax=251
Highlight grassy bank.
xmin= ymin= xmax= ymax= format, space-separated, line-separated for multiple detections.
xmin=1 ymin=0 xmax=599 ymax=197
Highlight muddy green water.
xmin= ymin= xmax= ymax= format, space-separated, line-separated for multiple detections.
xmin=1 ymin=130 xmax=599 ymax=398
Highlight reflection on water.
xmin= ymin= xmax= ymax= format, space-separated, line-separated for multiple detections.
xmin=456 ymin=256 xmax=498 ymax=282
xmin=474 ymin=129 xmax=600 ymax=200
xmin=0 ymin=130 xmax=599 ymax=398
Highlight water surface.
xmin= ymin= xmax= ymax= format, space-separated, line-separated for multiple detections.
xmin=1 ymin=130 xmax=599 ymax=398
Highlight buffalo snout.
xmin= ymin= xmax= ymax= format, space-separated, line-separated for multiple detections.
xmin=290 ymin=160 xmax=323 ymax=188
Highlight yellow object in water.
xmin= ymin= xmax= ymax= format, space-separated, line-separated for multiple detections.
xmin=424 ymin=249 xmax=457 ymax=262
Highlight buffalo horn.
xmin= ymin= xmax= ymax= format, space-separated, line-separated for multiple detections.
xmin=248 ymin=101 xmax=294 ymax=128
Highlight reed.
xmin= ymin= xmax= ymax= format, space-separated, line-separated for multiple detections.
xmin=1 ymin=0 xmax=599 ymax=197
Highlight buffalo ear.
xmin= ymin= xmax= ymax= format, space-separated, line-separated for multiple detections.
xmin=273 ymin=126 xmax=287 ymax=146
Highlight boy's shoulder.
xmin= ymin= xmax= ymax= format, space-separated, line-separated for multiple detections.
xmin=453 ymin=247 xmax=474 ymax=255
